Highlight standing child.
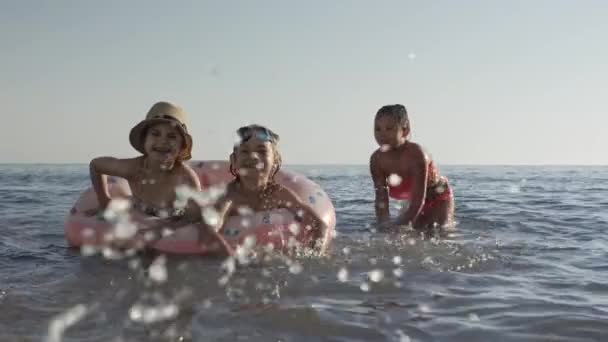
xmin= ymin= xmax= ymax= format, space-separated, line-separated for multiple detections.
xmin=369 ymin=104 xmax=454 ymax=231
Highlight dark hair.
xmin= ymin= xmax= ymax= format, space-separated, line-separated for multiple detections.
xmin=229 ymin=124 xmax=282 ymax=180
xmin=375 ymin=104 xmax=409 ymax=127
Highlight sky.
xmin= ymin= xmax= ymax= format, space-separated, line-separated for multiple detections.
xmin=1 ymin=0 xmax=607 ymax=165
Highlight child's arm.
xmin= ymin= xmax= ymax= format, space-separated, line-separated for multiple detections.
xmin=88 ymin=157 xmax=139 ymax=213
xmin=197 ymin=194 xmax=234 ymax=257
xmin=395 ymin=144 xmax=428 ymax=226
xmin=180 ymin=163 xmax=203 ymax=224
xmin=370 ymin=152 xmax=390 ymax=228
xmin=276 ymin=186 xmax=330 ymax=254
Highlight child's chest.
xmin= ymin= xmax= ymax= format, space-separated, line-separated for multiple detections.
xmin=380 ymin=152 xmax=416 ymax=179
xmin=229 ymin=195 xmax=276 ymax=214
xmin=129 ymin=175 xmax=181 ymax=207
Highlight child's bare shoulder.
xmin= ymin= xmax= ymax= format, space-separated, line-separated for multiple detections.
xmin=405 ymin=142 xmax=425 ymax=158
xmin=175 ymin=162 xmax=202 ymax=189
xmin=403 ymin=142 xmax=428 ymax=168
xmin=274 ymin=183 xmax=295 ymax=196
xmin=370 ymin=148 xmax=385 ymax=164
xmin=273 ymin=184 xmax=305 ymax=206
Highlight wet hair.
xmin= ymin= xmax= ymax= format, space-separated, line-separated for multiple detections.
xmin=229 ymin=124 xmax=282 ymax=181
xmin=375 ymin=104 xmax=409 ymax=127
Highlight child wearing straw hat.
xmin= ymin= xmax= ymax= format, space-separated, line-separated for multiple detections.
xmin=87 ymin=101 xmax=201 ymax=221
xmin=85 ymin=101 xmax=233 ymax=255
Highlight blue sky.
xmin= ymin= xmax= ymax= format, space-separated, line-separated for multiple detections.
xmin=1 ymin=0 xmax=606 ymax=164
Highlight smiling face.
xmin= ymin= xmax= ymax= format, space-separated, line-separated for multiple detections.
xmin=142 ymin=122 xmax=185 ymax=165
xmin=233 ymin=136 xmax=276 ymax=180
xmin=230 ymin=125 xmax=282 ymax=190
xmin=374 ymin=114 xmax=409 ymax=149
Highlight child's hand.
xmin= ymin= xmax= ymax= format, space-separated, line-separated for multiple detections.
xmin=198 ymin=223 xmax=233 ymax=257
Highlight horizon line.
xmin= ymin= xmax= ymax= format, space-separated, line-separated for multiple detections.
xmin=1 ymin=162 xmax=608 ymax=167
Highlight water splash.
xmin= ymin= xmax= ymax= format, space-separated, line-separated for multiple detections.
xmin=46 ymin=304 xmax=88 ymax=342
xmin=129 ymin=303 xmax=179 ymax=324
xmin=368 ymin=269 xmax=384 ymax=283
xmin=148 ymin=256 xmax=168 ymax=284
xmin=337 ymin=267 xmax=349 ymax=282
xmin=388 ymin=174 xmax=402 ymax=187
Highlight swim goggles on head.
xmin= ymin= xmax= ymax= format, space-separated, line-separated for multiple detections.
xmin=237 ymin=125 xmax=276 ymax=143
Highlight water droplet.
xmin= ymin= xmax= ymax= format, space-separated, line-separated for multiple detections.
xmin=337 ymin=267 xmax=349 ymax=282
xmin=287 ymin=236 xmax=299 ymax=248
xmin=114 ymin=222 xmax=137 ymax=240
xmin=80 ymin=245 xmax=97 ymax=256
xmin=342 ymin=247 xmax=351 ymax=255
xmin=422 ymin=256 xmax=434 ymax=265
xmin=288 ymin=223 xmax=300 ymax=236
xmin=128 ymin=259 xmax=141 ymax=270
xmin=128 ymin=305 xmax=143 ymax=321
xmin=240 ymin=218 xmax=251 ymax=227
xmin=264 ymin=243 xmax=275 ymax=253
xmin=243 ymin=235 xmax=256 ymax=249
xmin=46 ymin=304 xmax=88 ymax=342
xmin=144 ymin=231 xmax=157 ymax=242
xmin=81 ymin=228 xmax=94 ymax=239
xmin=395 ymin=329 xmax=411 ymax=342
xmin=393 ymin=268 xmax=404 ymax=278
xmin=393 ymin=256 xmax=402 ymax=265
xmin=289 ymin=263 xmax=303 ymax=274
xmin=418 ymin=304 xmax=431 ymax=313
xmin=237 ymin=205 xmax=254 ymax=216
xmin=360 ymin=282 xmax=370 ymax=292
xmin=108 ymin=198 xmax=131 ymax=212
xmin=202 ymin=207 xmax=220 ymax=226
xmin=222 ymin=257 xmax=236 ymax=275
xmin=468 ymin=313 xmax=480 ymax=321
xmin=157 ymin=209 xmax=169 ymax=219
xmin=128 ymin=303 xmax=179 ymax=324
xmin=218 ymin=275 xmax=230 ymax=286
xmin=388 ymin=174 xmax=402 ymax=187
xmin=149 ymin=256 xmax=168 ymax=283
xmin=368 ymin=269 xmax=384 ymax=282
xmin=369 ymin=258 xmax=377 ymax=265
xmin=102 ymin=247 xmax=123 ymax=260
xmin=408 ymin=52 xmax=416 ymax=60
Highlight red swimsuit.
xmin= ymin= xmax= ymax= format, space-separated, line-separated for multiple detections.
xmin=387 ymin=160 xmax=452 ymax=215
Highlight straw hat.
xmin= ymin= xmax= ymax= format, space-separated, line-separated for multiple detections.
xmin=129 ymin=101 xmax=193 ymax=161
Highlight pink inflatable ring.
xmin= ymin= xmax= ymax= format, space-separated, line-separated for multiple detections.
xmin=64 ymin=161 xmax=336 ymax=255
